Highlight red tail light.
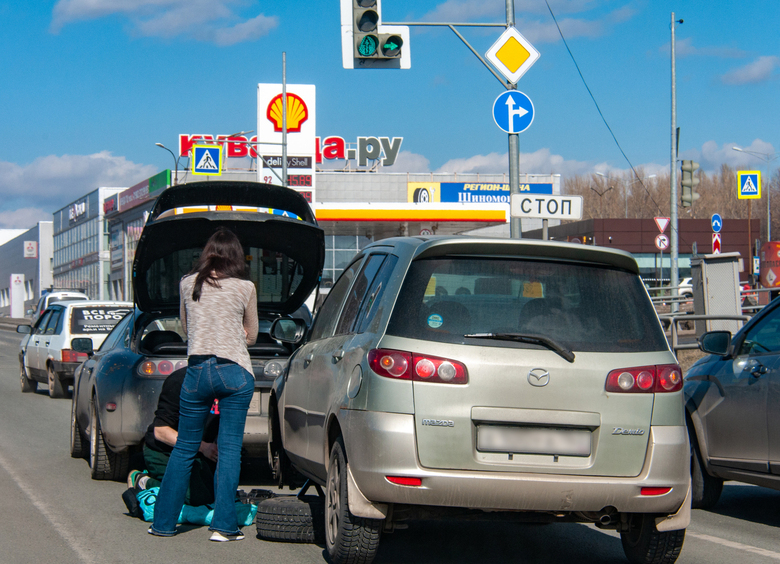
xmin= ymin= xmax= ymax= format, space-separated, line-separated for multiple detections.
xmin=605 ymin=364 xmax=682 ymax=393
xmin=368 ymin=349 xmax=468 ymax=384
xmin=386 ymin=476 xmax=423 ymax=486
xmin=641 ymin=487 xmax=672 ymax=496
xmin=138 ymin=359 xmax=186 ymax=378
xmin=61 ymin=349 xmax=88 ymax=363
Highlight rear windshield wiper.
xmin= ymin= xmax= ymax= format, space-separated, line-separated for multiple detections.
xmin=464 ymin=332 xmax=575 ymax=363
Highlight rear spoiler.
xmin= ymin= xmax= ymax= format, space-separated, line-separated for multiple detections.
xmin=148 ymin=181 xmax=318 ymax=226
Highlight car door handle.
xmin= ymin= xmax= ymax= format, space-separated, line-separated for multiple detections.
xmin=303 ymin=354 xmax=314 ymax=368
xmin=750 ymin=364 xmax=769 ymax=378
xmin=332 ymin=350 xmax=345 ymax=363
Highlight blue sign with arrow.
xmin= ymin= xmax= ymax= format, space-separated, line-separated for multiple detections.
xmin=492 ymin=91 xmax=534 ymax=134
xmin=711 ymin=213 xmax=722 ymax=233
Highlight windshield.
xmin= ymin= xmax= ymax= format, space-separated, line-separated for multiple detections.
xmin=142 ymin=246 xmax=307 ymax=308
xmin=386 ymin=257 xmax=668 ymax=353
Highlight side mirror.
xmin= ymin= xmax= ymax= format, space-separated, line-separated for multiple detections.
xmin=699 ymin=331 xmax=731 ymax=356
xmin=16 ymin=325 xmax=31 ymax=334
xmin=71 ymin=338 xmax=94 ymax=355
xmin=270 ymin=318 xmax=307 ymax=344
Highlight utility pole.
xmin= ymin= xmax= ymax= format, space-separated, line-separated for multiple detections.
xmin=506 ymin=0 xmax=521 ymax=238
xmin=670 ymin=13 xmax=682 ymax=312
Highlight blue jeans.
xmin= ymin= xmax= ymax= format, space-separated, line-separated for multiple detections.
xmin=150 ymin=356 xmax=253 ymax=536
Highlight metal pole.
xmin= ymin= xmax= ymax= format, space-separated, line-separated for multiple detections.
xmin=670 ymin=13 xmax=680 ymax=312
xmin=506 ymin=0 xmax=521 ymax=239
xmin=282 ymin=52 xmax=288 ymax=187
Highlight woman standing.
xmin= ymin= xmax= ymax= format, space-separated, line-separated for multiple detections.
xmin=150 ymin=227 xmax=258 ymax=541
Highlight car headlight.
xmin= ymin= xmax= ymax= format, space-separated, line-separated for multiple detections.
xmin=264 ymin=361 xmax=284 ymax=379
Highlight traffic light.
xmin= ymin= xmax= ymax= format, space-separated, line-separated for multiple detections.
xmin=681 ymin=160 xmax=700 ymax=207
xmin=352 ymin=0 xmax=402 ymax=60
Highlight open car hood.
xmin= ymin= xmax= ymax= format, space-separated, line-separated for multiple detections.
xmin=132 ymin=181 xmax=324 ymax=315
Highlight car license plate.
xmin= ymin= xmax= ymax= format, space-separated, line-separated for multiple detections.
xmin=477 ymin=425 xmax=591 ymax=457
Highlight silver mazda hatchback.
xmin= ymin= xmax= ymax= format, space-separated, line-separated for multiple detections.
xmin=269 ymin=236 xmax=690 ymax=564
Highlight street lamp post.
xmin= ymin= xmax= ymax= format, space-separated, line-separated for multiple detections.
xmin=599 ymin=172 xmax=657 ymax=218
xmin=155 ymin=143 xmax=178 ymax=185
xmin=733 ymin=146 xmax=778 ymax=242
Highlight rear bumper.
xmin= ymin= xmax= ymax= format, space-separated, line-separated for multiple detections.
xmin=340 ymin=410 xmax=689 ymax=515
xmin=50 ymin=360 xmax=79 ymax=383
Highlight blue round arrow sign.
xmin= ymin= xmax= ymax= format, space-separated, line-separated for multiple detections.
xmin=492 ymin=91 xmax=534 ymax=134
xmin=711 ymin=213 xmax=722 ymax=233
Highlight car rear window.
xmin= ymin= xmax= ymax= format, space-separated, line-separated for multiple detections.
xmin=70 ymin=306 xmax=133 ymax=334
xmin=385 ymin=257 xmax=668 ymax=353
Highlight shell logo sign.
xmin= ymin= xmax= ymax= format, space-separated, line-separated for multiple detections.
xmin=266 ymin=93 xmax=308 ymax=133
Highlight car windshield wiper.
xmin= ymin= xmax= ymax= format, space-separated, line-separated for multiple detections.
xmin=464 ymin=332 xmax=575 ymax=363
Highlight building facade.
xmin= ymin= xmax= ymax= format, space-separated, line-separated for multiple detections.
xmin=0 ymin=222 xmax=53 ymax=317
xmin=52 ymin=188 xmax=123 ymax=300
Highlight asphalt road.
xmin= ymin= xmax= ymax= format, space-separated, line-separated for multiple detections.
xmin=1 ymin=326 xmax=779 ymax=564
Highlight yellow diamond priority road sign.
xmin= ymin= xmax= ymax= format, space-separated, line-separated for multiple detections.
xmin=485 ymin=27 xmax=540 ymax=84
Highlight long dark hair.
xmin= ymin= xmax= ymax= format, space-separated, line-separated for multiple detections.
xmin=189 ymin=227 xmax=248 ymax=301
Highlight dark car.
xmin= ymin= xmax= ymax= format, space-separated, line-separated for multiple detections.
xmin=685 ymin=297 xmax=780 ymax=509
xmin=70 ymin=181 xmax=324 ymax=481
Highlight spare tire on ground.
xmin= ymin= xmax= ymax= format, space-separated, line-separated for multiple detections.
xmin=256 ymin=493 xmax=325 ymax=543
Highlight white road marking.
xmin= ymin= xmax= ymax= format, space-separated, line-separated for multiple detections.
xmin=0 ymin=450 xmax=98 ymax=564
xmin=586 ymin=524 xmax=780 ymax=560
xmin=687 ymin=533 xmax=780 ymax=561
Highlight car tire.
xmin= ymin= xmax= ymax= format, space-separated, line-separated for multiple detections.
xmin=620 ymin=513 xmax=685 ymax=564
xmin=89 ymin=397 xmax=129 ymax=481
xmin=70 ymin=394 xmax=87 ymax=459
xmin=325 ymin=438 xmax=383 ymax=564
xmin=47 ymin=364 xmax=66 ymax=399
xmin=690 ymin=431 xmax=723 ymax=510
xmin=256 ymin=495 xmax=325 ymax=543
xmin=20 ymin=363 xmax=37 ymax=393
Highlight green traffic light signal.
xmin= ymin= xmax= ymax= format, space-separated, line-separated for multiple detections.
xmin=358 ymin=34 xmax=378 ymax=57
xmin=380 ymin=34 xmax=403 ymax=58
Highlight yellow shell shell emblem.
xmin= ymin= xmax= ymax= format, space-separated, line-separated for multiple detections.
xmin=266 ymin=93 xmax=309 ymax=133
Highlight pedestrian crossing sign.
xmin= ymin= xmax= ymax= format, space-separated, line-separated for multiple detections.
xmin=192 ymin=144 xmax=222 ymax=176
xmin=737 ymin=171 xmax=761 ymax=199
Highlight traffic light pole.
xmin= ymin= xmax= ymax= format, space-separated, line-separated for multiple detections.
xmin=505 ymin=0 xmax=522 ymax=238
xmin=670 ymin=13 xmax=681 ymax=312
xmin=367 ymin=0 xmax=524 ymax=237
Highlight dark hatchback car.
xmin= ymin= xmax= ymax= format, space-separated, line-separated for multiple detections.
xmin=685 ymin=297 xmax=780 ymax=509
xmin=70 ymin=181 xmax=324 ymax=480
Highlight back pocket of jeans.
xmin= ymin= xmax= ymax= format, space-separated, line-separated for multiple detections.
xmin=182 ymin=366 xmax=202 ymax=394
xmin=215 ymin=363 xmax=249 ymax=391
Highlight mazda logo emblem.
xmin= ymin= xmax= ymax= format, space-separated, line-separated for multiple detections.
xmin=528 ymin=368 xmax=550 ymax=387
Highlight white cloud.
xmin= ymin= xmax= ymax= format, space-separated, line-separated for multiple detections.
xmin=0 ymin=152 xmax=158 ymax=229
xmin=721 ymin=56 xmax=780 ymax=85
xmin=0 ymin=209 xmax=53 ymax=230
xmin=50 ymin=0 xmax=278 ymax=44
xmin=434 ymin=148 xmax=593 ymax=177
xmin=668 ymin=37 xmax=747 ymax=59
xmin=417 ymin=0 xmax=612 ymax=44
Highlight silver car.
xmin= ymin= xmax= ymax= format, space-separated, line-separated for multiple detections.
xmin=269 ymin=236 xmax=690 ymax=564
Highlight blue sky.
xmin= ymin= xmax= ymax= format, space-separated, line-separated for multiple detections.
xmin=0 ymin=0 xmax=777 ymax=228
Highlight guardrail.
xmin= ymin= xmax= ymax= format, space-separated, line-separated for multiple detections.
xmin=658 ymin=314 xmax=750 ymax=354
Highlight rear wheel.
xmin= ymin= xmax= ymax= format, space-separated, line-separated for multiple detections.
xmin=89 ymin=397 xmax=129 ymax=481
xmin=70 ymin=394 xmax=86 ymax=459
xmin=690 ymin=431 xmax=723 ymax=509
xmin=47 ymin=365 xmax=66 ymax=399
xmin=325 ymin=438 xmax=383 ymax=564
xmin=20 ymin=363 xmax=37 ymax=393
xmin=621 ymin=513 xmax=685 ymax=564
